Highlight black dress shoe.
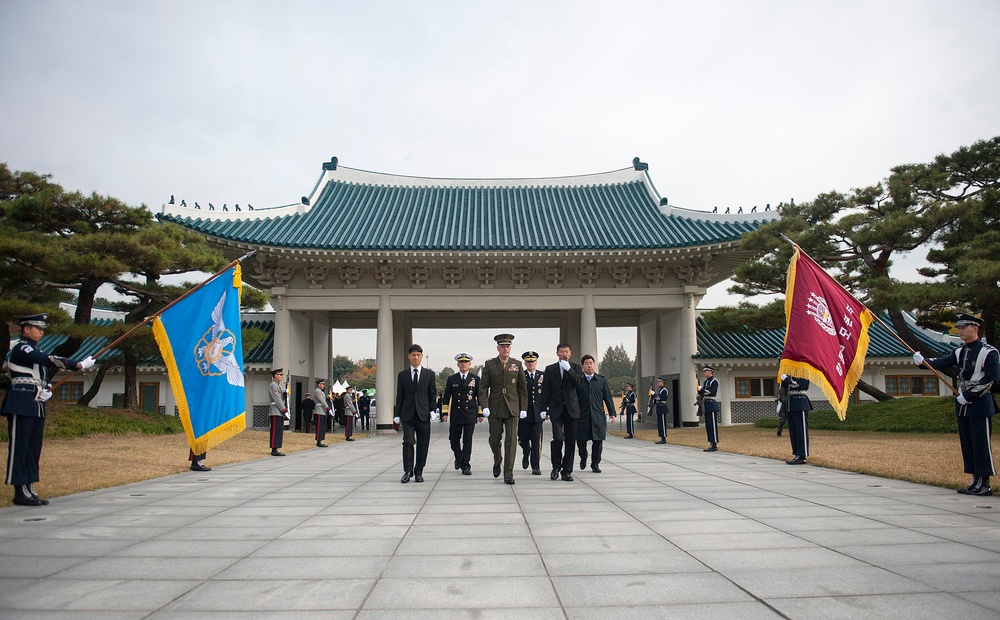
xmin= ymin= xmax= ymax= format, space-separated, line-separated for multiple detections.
xmin=704 ymin=445 xmax=717 ymax=452
xmin=786 ymin=456 xmax=806 ymax=465
xmin=271 ymin=450 xmax=286 ymax=456
xmin=190 ymin=463 xmax=212 ymax=472
xmin=400 ymin=472 xmax=412 ymax=483
xmin=414 ymin=474 xmax=424 ymax=483
xmin=655 ymin=439 xmax=667 ymax=444
xmin=316 ymin=442 xmax=328 ymax=447
xmin=12 ymin=494 xmax=42 ymax=506
xmin=493 ymin=464 xmax=501 ymax=478
xmin=561 ymin=471 xmax=574 ymax=482
xmin=455 ymin=457 xmax=461 ymax=470
xmin=532 ymin=469 xmax=541 ymax=475
xmin=624 ymin=434 xmax=633 ymax=439
xmin=504 ymin=476 xmax=515 ymax=485
xmin=522 ymin=453 xmax=529 ymax=469
xmin=462 ymin=468 xmax=472 ymax=475
xmin=580 ymin=457 xmax=587 ymax=470
xmin=591 ymin=465 xmax=601 ymax=473
xmin=550 ymin=468 xmax=560 ymax=480
xmin=346 ymin=437 xmax=355 ymax=441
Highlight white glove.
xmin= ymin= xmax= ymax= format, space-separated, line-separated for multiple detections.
xmin=284 ymin=411 xmax=290 ymax=420
xmin=38 ymin=389 xmax=53 ymax=402
xmin=776 ymin=402 xmax=782 ymax=414
xmin=912 ymin=352 xmax=925 ymax=366
xmin=519 ymin=411 xmax=527 ymax=419
xmin=79 ymin=356 xmax=96 ymax=370
xmin=779 ymin=373 xmax=788 ymax=382
xmin=393 ymin=417 xmax=401 ymax=424
xmin=957 ymin=393 xmax=970 ymax=406
xmin=430 ymin=411 xmax=439 ymax=421
xmin=559 ymin=359 xmax=570 ymax=371
xmin=540 ymin=411 xmax=547 ymax=420
xmin=482 ymin=407 xmax=491 ymax=418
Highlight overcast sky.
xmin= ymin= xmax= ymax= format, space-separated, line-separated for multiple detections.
xmin=3 ymin=1 xmax=998 ymax=370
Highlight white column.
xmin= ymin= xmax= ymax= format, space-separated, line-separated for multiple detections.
xmin=580 ymin=294 xmax=598 ymax=359
xmin=719 ymin=367 xmax=732 ymax=425
xmin=376 ymin=295 xmax=394 ymax=428
xmin=272 ymin=287 xmax=291 ymax=376
xmin=679 ymin=289 xmax=698 ymax=426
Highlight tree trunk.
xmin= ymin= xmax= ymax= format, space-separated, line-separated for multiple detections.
xmin=123 ymin=348 xmax=139 ymax=409
xmin=52 ymin=279 xmax=100 ymax=358
xmin=856 ymin=379 xmax=893 ymax=402
xmin=77 ymin=362 xmax=110 ymax=407
xmin=885 ymin=307 xmax=927 ymax=353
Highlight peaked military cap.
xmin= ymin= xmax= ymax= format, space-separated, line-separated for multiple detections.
xmin=271 ymin=368 xmax=284 ymax=376
xmin=702 ymin=365 xmax=715 ymax=372
xmin=657 ymin=376 xmax=667 ymax=382
xmin=494 ymin=333 xmax=514 ymax=345
xmin=521 ymin=351 xmax=539 ymax=362
xmin=955 ymin=313 xmax=983 ymax=328
xmin=19 ymin=313 xmax=48 ymax=328
xmin=625 ymin=382 xmax=634 ymax=388
xmin=316 ymin=378 xmax=325 ymax=385
xmin=455 ymin=352 xmax=473 ymax=363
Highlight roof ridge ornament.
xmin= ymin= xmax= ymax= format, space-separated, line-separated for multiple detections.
xmin=632 ymin=157 xmax=648 ymax=171
xmin=322 ymin=157 xmax=339 ymax=171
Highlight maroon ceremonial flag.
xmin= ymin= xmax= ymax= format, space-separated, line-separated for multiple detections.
xmin=779 ymin=246 xmax=873 ymax=420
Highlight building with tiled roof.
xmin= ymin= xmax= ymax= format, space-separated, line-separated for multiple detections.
xmin=161 ymin=157 xmax=780 ymax=429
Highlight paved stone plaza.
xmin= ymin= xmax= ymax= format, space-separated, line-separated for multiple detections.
xmin=2 ymin=422 xmax=1000 ymax=619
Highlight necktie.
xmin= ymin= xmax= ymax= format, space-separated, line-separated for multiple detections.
xmin=412 ymin=369 xmax=418 ymax=384
xmin=461 ymin=374 xmax=466 ymax=381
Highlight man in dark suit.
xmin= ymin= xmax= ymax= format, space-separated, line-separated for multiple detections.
xmin=520 ymin=351 xmax=545 ymax=475
xmin=577 ymin=354 xmax=617 ymax=473
xmin=540 ymin=343 xmax=582 ymax=481
xmin=478 ymin=334 xmax=528 ymax=485
xmin=439 ymin=352 xmax=482 ymax=475
xmin=394 ymin=344 xmax=437 ymax=483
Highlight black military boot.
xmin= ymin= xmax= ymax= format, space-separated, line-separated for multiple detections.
xmin=970 ymin=476 xmax=993 ymax=496
xmin=12 ymin=485 xmax=41 ymax=506
xmin=958 ymin=476 xmax=980 ymax=494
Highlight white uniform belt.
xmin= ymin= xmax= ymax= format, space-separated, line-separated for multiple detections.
xmin=789 ymin=390 xmax=808 ymax=395
xmin=10 ymin=377 xmax=42 ymax=386
xmin=704 ymin=397 xmax=717 ymax=401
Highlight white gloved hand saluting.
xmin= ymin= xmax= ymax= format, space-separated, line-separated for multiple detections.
xmin=38 ymin=389 xmax=53 ymax=402
xmin=79 ymin=356 xmax=96 ymax=370
xmin=912 ymin=352 xmax=925 ymax=366
xmin=482 ymin=407 xmax=491 ymax=418
xmin=559 ymin=359 xmax=570 ymax=371
xmin=519 ymin=411 xmax=527 ymax=419
xmin=957 ymin=393 xmax=970 ymax=406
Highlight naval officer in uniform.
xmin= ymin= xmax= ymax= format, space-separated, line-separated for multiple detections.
xmin=438 ymin=352 xmax=482 ymax=475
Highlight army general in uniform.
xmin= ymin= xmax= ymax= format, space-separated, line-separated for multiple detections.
xmin=2 ymin=314 xmax=94 ymax=506
xmin=478 ymin=334 xmax=527 ymax=485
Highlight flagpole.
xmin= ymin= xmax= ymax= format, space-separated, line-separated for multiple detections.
xmin=778 ymin=235 xmax=957 ymax=394
xmin=51 ymin=250 xmax=258 ymax=392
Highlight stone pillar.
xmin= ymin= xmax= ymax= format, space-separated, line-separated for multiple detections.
xmin=719 ymin=366 xmax=732 ymax=425
xmin=580 ymin=294 xmax=598 ymax=360
xmin=679 ymin=289 xmax=698 ymax=426
xmin=376 ymin=295 xmax=394 ymax=428
xmin=272 ymin=287 xmax=291 ymax=376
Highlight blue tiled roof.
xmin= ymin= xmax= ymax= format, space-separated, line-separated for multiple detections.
xmin=159 ymin=165 xmax=776 ymax=251
xmin=695 ymin=317 xmax=953 ymax=359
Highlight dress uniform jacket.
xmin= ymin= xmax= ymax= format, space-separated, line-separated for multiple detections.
xmin=620 ymin=390 xmax=637 ymax=416
xmin=313 ymin=387 xmax=332 ymax=417
xmin=925 ymin=339 xmax=999 ymax=418
xmin=343 ymin=392 xmax=359 ymax=419
xmin=440 ymin=372 xmax=481 ymax=424
xmin=698 ymin=377 xmax=721 ymax=415
xmin=577 ymin=374 xmax=616 ymax=441
xmin=1 ymin=337 xmax=81 ymax=419
xmin=478 ymin=357 xmax=527 ymax=417
xmin=268 ymin=380 xmax=287 ymax=417
xmin=524 ymin=369 xmax=545 ymax=422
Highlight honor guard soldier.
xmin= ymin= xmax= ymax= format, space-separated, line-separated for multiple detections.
xmin=652 ymin=377 xmax=670 ymax=444
xmin=479 ymin=334 xmax=528 ymax=485
xmin=268 ymin=369 xmax=288 ymax=456
xmin=779 ymin=374 xmax=812 ymax=464
xmin=621 ymin=383 xmax=637 ymax=438
xmin=2 ymin=314 xmax=95 ymax=506
xmin=343 ymin=385 xmax=358 ymax=441
xmin=438 ymin=353 xmax=482 ymax=475
xmin=313 ymin=379 xmax=332 ymax=447
xmin=698 ymin=365 xmax=721 ymax=451
xmin=913 ymin=313 xmax=998 ymax=496
xmin=520 ymin=351 xmax=545 ymax=475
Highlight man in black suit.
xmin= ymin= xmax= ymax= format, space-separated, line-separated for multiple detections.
xmin=394 ymin=344 xmax=437 ymax=483
xmin=520 ymin=351 xmax=545 ymax=475
xmin=439 ymin=352 xmax=482 ymax=475
xmin=540 ymin=343 xmax=582 ymax=481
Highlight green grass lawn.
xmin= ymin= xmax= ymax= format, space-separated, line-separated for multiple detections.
xmin=0 ymin=402 xmax=184 ymax=441
xmin=755 ymin=396 xmax=959 ymax=433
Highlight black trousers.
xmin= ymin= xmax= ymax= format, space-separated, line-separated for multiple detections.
xmin=625 ymin=412 xmax=635 ymax=435
xmin=344 ymin=414 xmax=354 ymax=439
xmin=549 ymin=415 xmax=578 ymax=473
xmin=787 ymin=410 xmax=809 ymax=457
xmin=450 ymin=422 xmax=476 ymax=469
xmin=314 ymin=414 xmax=326 ymax=442
xmin=958 ymin=416 xmax=995 ymax=476
xmin=402 ymin=418 xmax=430 ymax=475
xmin=577 ymin=439 xmax=603 ymax=467
xmin=518 ymin=418 xmax=542 ymax=470
xmin=704 ymin=409 xmax=719 ymax=444
xmin=269 ymin=416 xmax=284 ymax=449
xmin=5 ymin=414 xmax=44 ymax=486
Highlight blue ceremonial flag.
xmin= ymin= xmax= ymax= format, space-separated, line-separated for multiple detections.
xmin=153 ymin=264 xmax=246 ymax=454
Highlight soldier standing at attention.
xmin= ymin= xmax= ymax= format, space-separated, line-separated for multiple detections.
xmin=313 ymin=379 xmax=331 ymax=447
xmin=913 ymin=313 xmax=998 ymax=496
xmin=268 ymin=369 xmax=288 ymax=456
xmin=439 ymin=353 xmax=482 ymax=475
xmin=479 ymin=334 xmax=528 ymax=485
xmin=698 ymin=365 xmax=721 ymax=452
xmin=621 ymin=382 xmax=637 ymax=438
xmin=779 ymin=373 xmax=812 ymax=464
xmin=652 ymin=376 xmax=670 ymax=444
xmin=520 ymin=351 xmax=545 ymax=475
xmin=2 ymin=314 xmax=94 ymax=506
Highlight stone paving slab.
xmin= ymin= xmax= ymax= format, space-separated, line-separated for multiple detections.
xmin=2 ymin=421 xmax=999 ymax=618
